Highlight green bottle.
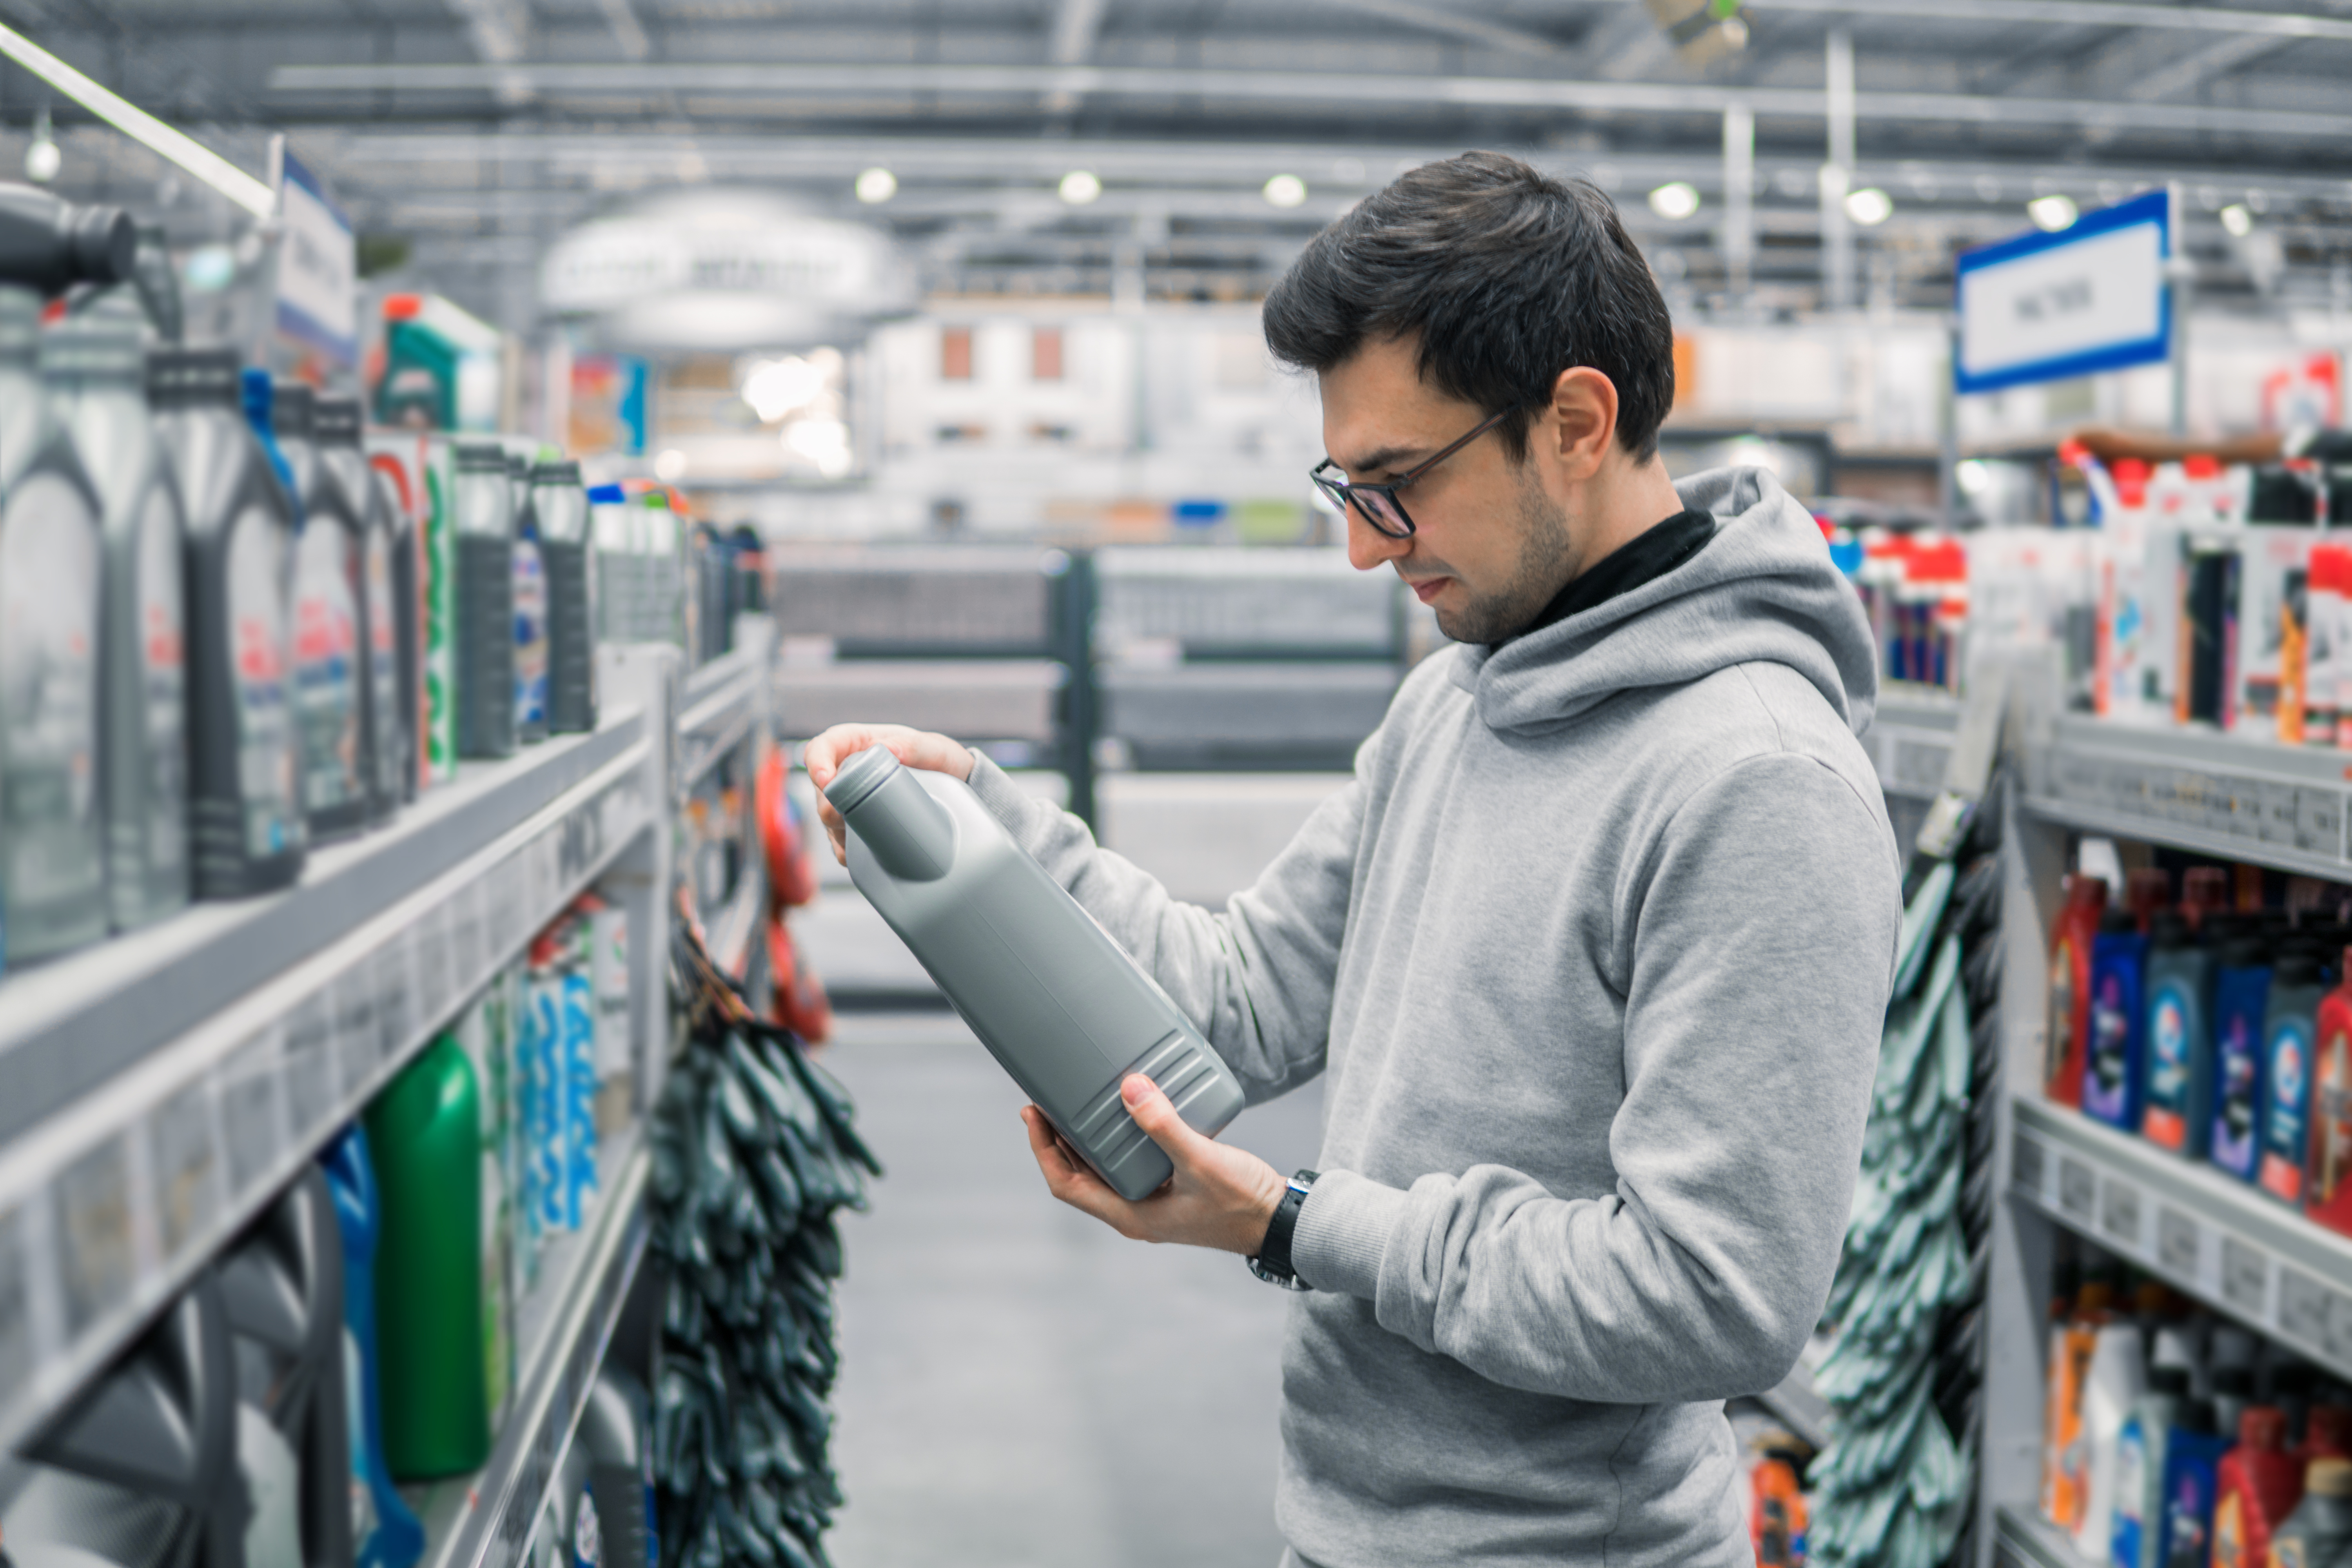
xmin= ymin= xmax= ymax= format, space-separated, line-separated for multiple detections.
xmin=363 ymin=1034 xmax=490 ymax=1478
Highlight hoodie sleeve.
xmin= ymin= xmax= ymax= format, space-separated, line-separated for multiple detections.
xmin=962 ymin=753 xmax=1360 ymax=1102
xmin=1288 ymin=750 xmax=1897 ymax=1402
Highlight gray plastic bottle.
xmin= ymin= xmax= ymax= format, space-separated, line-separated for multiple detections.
xmin=454 ymin=443 xmax=517 ymax=759
xmin=276 ymin=383 xmax=368 ymax=842
xmin=825 ymin=746 xmax=1246 ymax=1200
xmin=532 ymin=460 xmax=595 ymax=735
xmin=0 ymin=283 xmax=108 ymax=965
xmin=315 ymin=397 xmax=401 ymax=822
xmin=578 ymin=1365 xmax=655 ymax=1568
xmin=47 ymin=287 xmax=189 ymax=932
xmin=149 ymin=348 xmax=305 ymax=897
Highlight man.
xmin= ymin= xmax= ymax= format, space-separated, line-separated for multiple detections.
xmin=807 ymin=151 xmax=1901 ymax=1567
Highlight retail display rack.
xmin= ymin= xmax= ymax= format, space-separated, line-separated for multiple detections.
xmin=1971 ymin=680 xmax=2352 ymax=1567
xmin=681 ymin=620 xmax=776 ymax=987
xmin=0 ymin=635 xmax=751 ymax=1568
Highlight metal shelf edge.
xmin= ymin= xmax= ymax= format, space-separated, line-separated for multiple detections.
xmin=2012 ymin=1096 xmax=2352 ymax=1378
xmin=0 ymin=757 xmax=657 ymax=1459
xmin=2023 ymin=795 xmax=2348 ymax=882
xmin=427 ymin=1142 xmax=652 ymax=1568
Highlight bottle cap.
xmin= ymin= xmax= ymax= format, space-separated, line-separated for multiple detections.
xmin=2311 ymin=1456 xmax=2352 ymax=1497
xmin=587 ymin=484 xmax=625 ymax=505
xmin=2244 ymin=1406 xmax=2289 ymax=1449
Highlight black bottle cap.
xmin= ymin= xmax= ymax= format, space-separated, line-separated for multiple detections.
xmin=0 ymin=184 xmax=134 ymax=292
xmin=2221 ymin=935 xmax=2273 ymax=969
xmin=270 ymin=379 xmax=314 ymax=437
xmin=312 ymin=396 xmax=363 ymax=446
xmin=531 ymin=459 xmax=582 ymax=484
xmin=2150 ymin=1366 xmax=2192 ymax=1397
xmin=2149 ymin=910 xmax=2194 ymax=948
xmin=456 ymin=442 xmax=507 ymax=472
xmin=145 ymin=346 xmax=243 ymax=407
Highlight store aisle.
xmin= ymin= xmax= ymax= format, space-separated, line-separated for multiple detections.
xmin=822 ymin=1011 xmax=1326 ymax=1568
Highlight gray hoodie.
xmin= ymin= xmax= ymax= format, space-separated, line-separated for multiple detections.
xmin=965 ymin=467 xmax=1902 ymax=1566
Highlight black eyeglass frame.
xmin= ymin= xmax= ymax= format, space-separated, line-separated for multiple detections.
xmin=1309 ymin=404 xmax=1522 ymax=540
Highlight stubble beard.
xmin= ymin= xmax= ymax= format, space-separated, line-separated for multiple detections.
xmin=1432 ymin=468 xmax=1580 ymax=646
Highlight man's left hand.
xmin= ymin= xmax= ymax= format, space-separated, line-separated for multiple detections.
xmin=1022 ymin=1073 xmax=1288 ymax=1257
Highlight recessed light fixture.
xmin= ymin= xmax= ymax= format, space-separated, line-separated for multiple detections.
xmin=1844 ymin=187 xmax=1893 ymax=227
xmin=2220 ymin=203 xmax=2254 ymax=238
xmin=854 ymin=167 xmax=897 ymax=204
xmin=2027 ymin=193 xmax=2078 ymax=232
xmin=1262 ymin=173 xmax=1307 ymax=209
xmin=1058 ymin=169 xmax=1102 ymax=205
xmin=1648 ymin=181 xmax=1700 ymax=220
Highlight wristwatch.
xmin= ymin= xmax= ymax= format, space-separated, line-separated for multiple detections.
xmin=1247 ymin=1169 xmax=1319 ymax=1291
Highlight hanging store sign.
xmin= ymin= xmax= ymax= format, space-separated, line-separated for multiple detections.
xmin=1954 ymin=189 xmax=2171 ymax=396
xmin=273 ymin=149 xmax=357 ymax=367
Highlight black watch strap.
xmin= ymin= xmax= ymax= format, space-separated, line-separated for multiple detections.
xmin=1248 ymin=1169 xmax=1319 ymax=1291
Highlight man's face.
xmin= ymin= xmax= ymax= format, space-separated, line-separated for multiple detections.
xmin=1318 ymin=334 xmax=1580 ymax=644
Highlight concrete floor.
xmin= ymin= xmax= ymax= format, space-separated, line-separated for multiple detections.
xmin=820 ymin=1011 xmax=1326 ymax=1568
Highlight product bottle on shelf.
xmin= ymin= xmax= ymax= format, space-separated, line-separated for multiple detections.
xmin=2049 ymin=873 xmax=2110 ymax=1107
xmin=453 ymin=443 xmax=517 ymax=760
xmin=588 ymin=484 xmax=634 ymax=643
xmin=0 ymin=282 xmax=109 ymax=965
xmin=2260 ymin=947 xmax=2329 ymax=1203
xmin=2128 ymin=866 xmax=2173 ymax=931
xmin=2144 ymin=911 xmax=2220 ymax=1157
xmin=127 ymin=219 xmax=179 ymax=343
xmin=47 ymin=286 xmax=189 ymax=933
xmin=318 ymin=1125 xmax=426 ymax=1568
xmin=315 ymin=396 xmax=402 ymax=824
xmin=532 ymin=460 xmax=596 ymax=735
xmin=361 ymin=437 xmax=424 ymax=804
xmin=2212 ymin=1405 xmax=2302 ymax=1568
xmin=452 ymin=991 xmax=516 ymax=1426
xmin=215 ymin=1167 xmax=353 ymax=1568
xmin=2085 ymin=905 xmax=2150 ymax=1129
xmin=2075 ymin=1317 xmax=2147 ymax=1557
xmin=150 ymin=348 xmax=305 ymax=898
xmin=2269 ymin=1455 xmax=2352 ymax=1567
xmin=275 ymin=380 xmax=370 ymax=844
xmin=2184 ymin=866 xmax=2231 ymax=930
xmin=2112 ymin=1364 xmax=2189 ymax=1568
xmin=513 ymin=498 xmax=549 ymax=747
xmin=2043 ymin=1281 xmax=2114 ymax=1531
xmin=417 ymin=436 xmax=459 ymax=785
xmin=579 ymin=1365 xmax=657 ymax=1568
xmin=0 ymin=183 xmax=135 ymax=292
xmin=2301 ymin=1404 xmax=2352 ymax=1468
xmin=2158 ymin=1397 xmax=2230 ymax=1568
xmin=2312 ymin=951 xmax=2352 ymax=1237
xmin=2179 ymin=524 xmax=2242 ymax=729
xmin=363 ymin=1036 xmax=491 ymax=1478
xmin=2212 ymin=933 xmax=2278 ymax=1182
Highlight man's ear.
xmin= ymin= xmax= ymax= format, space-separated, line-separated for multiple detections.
xmin=1543 ymin=366 xmax=1621 ymax=481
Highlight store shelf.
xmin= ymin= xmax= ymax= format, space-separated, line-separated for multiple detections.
xmin=0 ymin=717 xmax=658 ymax=1457
xmin=1994 ymin=1503 xmax=2094 ymax=1568
xmin=708 ymin=857 xmax=767 ymax=984
xmin=2011 ymin=1096 xmax=2352 ymax=1381
xmin=1756 ymin=1360 xmax=1832 ymax=1452
xmin=413 ymin=1136 xmax=652 ymax=1568
xmin=679 ymin=643 xmax=763 ymax=789
xmin=772 ymin=657 xmax=1065 ymax=744
xmin=2024 ymin=713 xmax=2352 ymax=878
xmin=1866 ymin=683 xmax=1962 ymax=801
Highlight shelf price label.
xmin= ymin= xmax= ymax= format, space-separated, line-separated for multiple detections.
xmin=2060 ymin=1158 xmax=2097 ymax=1222
xmin=0 ymin=1204 xmax=33 ymax=1398
xmin=2223 ymin=1237 xmax=2270 ymax=1318
xmin=2282 ymin=1267 xmax=2332 ymax=1352
xmin=55 ymin=1135 xmax=136 ymax=1337
xmin=2100 ymin=1178 xmax=2142 ymax=1248
xmin=147 ymin=1081 xmax=223 ymax=1262
xmin=2013 ymin=1133 xmax=2047 ymax=1198
xmin=219 ymin=1028 xmax=288 ymax=1201
xmin=2158 ymin=1206 xmax=2200 ymax=1283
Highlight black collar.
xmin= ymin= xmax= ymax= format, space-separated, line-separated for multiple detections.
xmin=1502 ymin=508 xmax=1718 ymax=645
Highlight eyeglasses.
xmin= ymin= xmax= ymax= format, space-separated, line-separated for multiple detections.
xmin=1309 ymin=405 xmax=1520 ymax=540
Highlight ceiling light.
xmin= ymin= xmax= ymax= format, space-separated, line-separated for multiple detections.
xmin=1844 ymin=187 xmax=1893 ymax=227
xmin=654 ymin=448 xmax=688 ymax=482
xmin=1058 ymin=169 xmax=1102 ymax=205
xmin=742 ymin=356 xmax=825 ymax=423
xmin=2027 ymin=193 xmax=2078 ymax=232
xmin=24 ymin=105 xmax=58 ymax=184
xmin=1262 ymin=173 xmax=1307 ymax=209
xmin=1648 ymin=181 xmax=1700 ymax=221
xmin=0 ymin=22 xmax=273 ymax=216
xmin=854 ymin=167 xmax=896 ymax=204
xmin=2220 ymin=203 xmax=2254 ymax=238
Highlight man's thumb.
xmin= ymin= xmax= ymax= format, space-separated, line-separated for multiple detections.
xmin=1121 ymin=1073 xmax=1191 ymax=1151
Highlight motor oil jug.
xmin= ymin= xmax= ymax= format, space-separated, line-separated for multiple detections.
xmin=364 ymin=1036 xmax=491 ymax=1477
xmin=316 ymin=397 xmax=401 ymax=822
xmin=47 ymin=287 xmax=189 ymax=933
xmin=365 ymin=431 xmax=426 ymax=802
xmin=2083 ymin=907 xmax=2147 ymax=1130
xmin=825 ymin=745 xmax=1246 ymax=1201
xmin=2210 ymin=931 xmax=2274 ymax=1183
xmin=2259 ymin=947 xmax=2328 ymax=1204
xmin=151 ymin=349 xmax=304 ymax=898
xmin=216 ymin=1166 xmax=352 ymax=1568
xmin=532 ymin=460 xmax=595 ymax=735
xmin=5 ymin=1271 xmax=241 ymax=1568
xmin=578 ymin=1365 xmax=656 ymax=1568
xmin=275 ymin=381 xmax=368 ymax=843
xmin=2143 ymin=911 xmax=2218 ymax=1157
xmin=589 ymin=484 xmax=637 ymax=643
xmin=453 ymin=443 xmax=516 ymax=759
xmin=0 ymin=282 xmax=107 ymax=964
xmin=318 ymin=1125 xmax=426 ymax=1568
xmin=507 ymin=452 xmax=549 ymax=745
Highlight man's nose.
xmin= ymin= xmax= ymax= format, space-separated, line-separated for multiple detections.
xmin=1345 ymin=508 xmax=1411 ymax=573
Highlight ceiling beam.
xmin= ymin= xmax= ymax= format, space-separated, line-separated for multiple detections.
xmin=1309 ymin=0 xmax=1569 ymax=55
xmin=1041 ymin=0 xmax=1107 ymax=114
xmin=2125 ymin=32 xmax=2290 ymax=101
xmin=593 ymin=0 xmax=650 ymax=63
xmin=1695 ymin=0 xmax=2352 ymax=42
xmin=265 ymin=59 xmax=2352 ymax=142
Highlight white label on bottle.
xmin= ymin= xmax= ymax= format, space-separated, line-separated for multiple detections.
xmin=239 ymin=1403 xmax=305 ymax=1568
xmin=137 ymin=484 xmax=188 ymax=875
xmin=292 ymin=520 xmax=362 ymax=812
xmin=0 ymin=470 xmax=102 ymax=922
xmin=227 ymin=507 xmax=299 ymax=857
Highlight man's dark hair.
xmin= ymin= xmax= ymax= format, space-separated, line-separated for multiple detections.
xmin=1262 ymin=151 xmax=1676 ymax=465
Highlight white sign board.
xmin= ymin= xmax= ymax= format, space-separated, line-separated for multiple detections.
xmin=275 ymin=151 xmax=356 ymax=367
xmin=1954 ymin=189 xmax=2171 ymax=395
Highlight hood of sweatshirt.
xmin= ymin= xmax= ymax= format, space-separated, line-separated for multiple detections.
xmin=1451 ymin=464 xmax=1878 ymax=738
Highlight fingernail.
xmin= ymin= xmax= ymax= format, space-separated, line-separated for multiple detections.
xmin=1120 ymin=1074 xmax=1154 ymax=1107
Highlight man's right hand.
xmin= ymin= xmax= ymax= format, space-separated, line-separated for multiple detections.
xmin=802 ymin=723 xmax=977 ymax=866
